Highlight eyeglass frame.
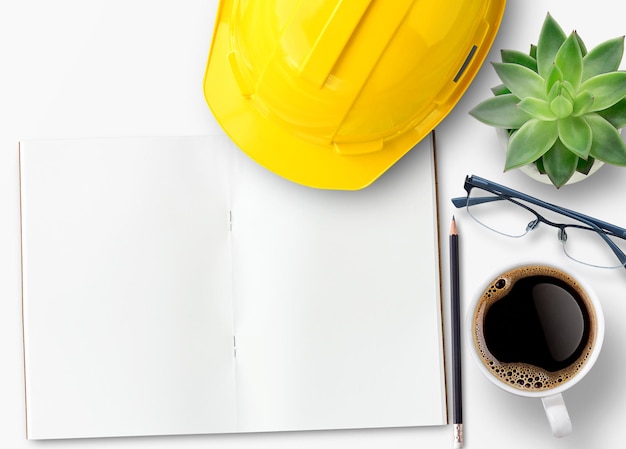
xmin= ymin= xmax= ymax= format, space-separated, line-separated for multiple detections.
xmin=451 ymin=174 xmax=626 ymax=268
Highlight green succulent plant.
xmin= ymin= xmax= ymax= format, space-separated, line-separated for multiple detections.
xmin=470 ymin=13 xmax=626 ymax=187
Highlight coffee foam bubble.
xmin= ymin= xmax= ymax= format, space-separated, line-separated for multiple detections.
xmin=473 ymin=265 xmax=596 ymax=392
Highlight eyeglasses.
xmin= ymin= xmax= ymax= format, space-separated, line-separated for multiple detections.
xmin=451 ymin=175 xmax=626 ymax=269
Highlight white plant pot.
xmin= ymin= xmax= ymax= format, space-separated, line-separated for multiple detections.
xmin=495 ymin=128 xmax=604 ymax=186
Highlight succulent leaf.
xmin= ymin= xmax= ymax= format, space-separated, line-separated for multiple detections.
xmin=547 ymin=81 xmax=560 ymax=103
xmin=580 ymin=72 xmax=626 ymax=111
xmin=561 ymin=81 xmax=576 ymax=102
xmin=574 ymin=32 xmax=588 ymax=57
xmin=545 ymin=65 xmax=563 ymax=94
xmin=542 ymin=139 xmax=579 ymax=187
xmin=493 ymin=62 xmax=546 ymax=99
xmin=555 ymin=33 xmax=583 ymax=89
xmin=505 ymin=119 xmax=559 ymax=170
xmin=550 ymin=94 xmax=574 ymax=118
xmin=469 ymin=94 xmax=532 ymax=128
xmin=582 ymin=36 xmax=625 ymax=81
xmin=596 ymin=98 xmax=626 ymax=128
xmin=501 ymin=49 xmax=538 ymax=72
xmin=537 ymin=13 xmax=567 ymax=78
xmin=576 ymin=156 xmax=596 ymax=174
xmin=518 ymin=97 xmax=557 ymax=121
xmin=491 ymin=84 xmax=511 ymax=96
xmin=586 ymin=113 xmax=626 ymax=165
xmin=572 ymin=90 xmax=595 ymax=116
xmin=535 ymin=156 xmax=546 ymax=174
xmin=557 ymin=116 xmax=592 ymax=158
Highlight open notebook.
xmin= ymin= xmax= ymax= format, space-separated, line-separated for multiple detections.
xmin=19 ymin=133 xmax=446 ymax=439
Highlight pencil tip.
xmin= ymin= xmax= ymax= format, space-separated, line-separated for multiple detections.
xmin=450 ymin=216 xmax=458 ymax=235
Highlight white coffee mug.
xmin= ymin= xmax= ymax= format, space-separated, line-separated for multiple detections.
xmin=466 ymin=263 xmax=604 ymax=438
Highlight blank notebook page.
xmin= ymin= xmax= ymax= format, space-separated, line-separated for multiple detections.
xmin=20 ymin=136 xmax=237 ymax=439
xmin=230 ymin=134 xmax=446 ymax=432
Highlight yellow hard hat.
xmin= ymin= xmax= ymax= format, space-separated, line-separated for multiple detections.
xmin=204 ymin=0 xmax=506 ymax=190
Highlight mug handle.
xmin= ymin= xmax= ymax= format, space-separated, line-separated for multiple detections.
xmin=541 ymin=394 xmax=572 ymax=437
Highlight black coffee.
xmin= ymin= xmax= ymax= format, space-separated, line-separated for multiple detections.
xmin=473 ymin=266 xmax=597 ymax=391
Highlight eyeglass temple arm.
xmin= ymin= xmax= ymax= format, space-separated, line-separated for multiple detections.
xmin=451 ymin=196 xmax=500 ymax=208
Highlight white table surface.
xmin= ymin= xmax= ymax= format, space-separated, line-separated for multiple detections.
xmin=2 ymin=1 xmax=625 ymax=447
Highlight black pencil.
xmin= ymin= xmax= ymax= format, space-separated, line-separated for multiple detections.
xmin=450 ymin=216 xmax=463 ymax=448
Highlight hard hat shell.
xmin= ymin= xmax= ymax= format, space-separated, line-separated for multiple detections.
xmin=204 ymin=0 xmax=506 ymax=190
